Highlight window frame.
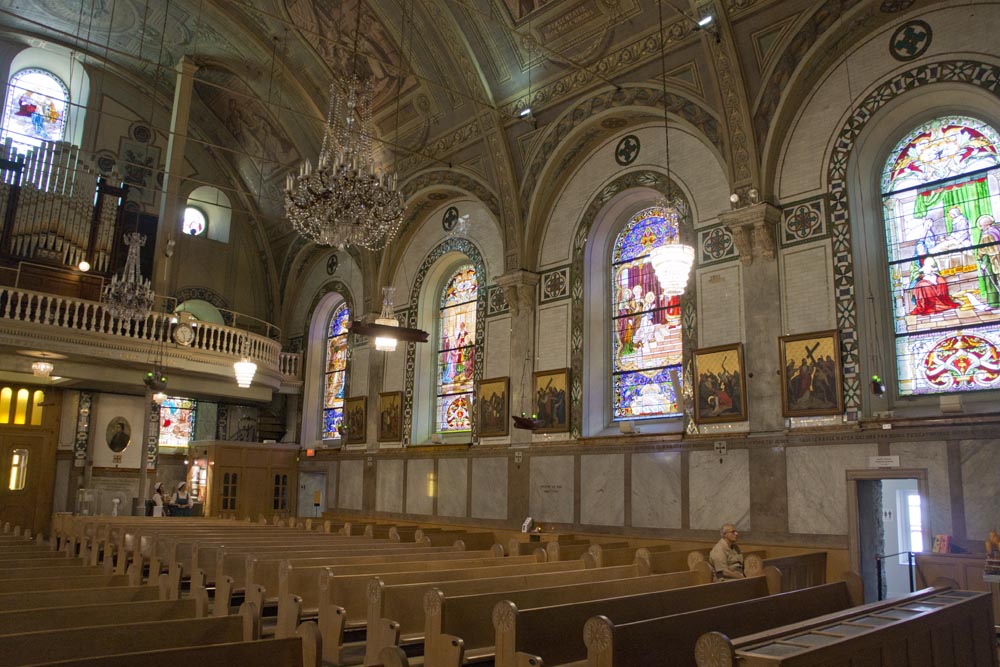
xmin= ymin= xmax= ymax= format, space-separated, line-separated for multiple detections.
xmin=322 ymin=303 xmax=350 ymax=441
xmin=181 ymin=205 xmax=209 ymax=237
xmin=0 ymin=67 xmax=70 ymax=153
xmin=435 ymin=264 xmax=478 ymax=434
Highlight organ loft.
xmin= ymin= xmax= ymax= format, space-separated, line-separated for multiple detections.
xmin=0 ymin=0 xmax=998 ymax=664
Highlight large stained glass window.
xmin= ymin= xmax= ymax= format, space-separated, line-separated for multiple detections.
xmin=159 ymin=397 xmax=197 ymax=448
xmin=1 ymin=68 xmax=69 ymax=153
xmin=323 ymin=303 xmax=350 ymax=439
xmin=882 ymin=116 xmax=1000 ymax=395
xmin=611 ymin=206 xmax=684 ymax=420
xmin=437 ymin=265 xmax=477 ymax=432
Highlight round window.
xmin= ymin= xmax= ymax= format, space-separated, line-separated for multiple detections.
xmin=182 ymin=207 xmax=207 ymax=236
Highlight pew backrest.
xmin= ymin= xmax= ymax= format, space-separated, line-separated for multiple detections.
xmin=0 ymin=598 xmax=198 ymax=634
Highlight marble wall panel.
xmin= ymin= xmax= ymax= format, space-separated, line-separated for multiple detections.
xmin=787 ymin=443 xmax=876 ymax=535
xmin=689 ymin=449 xmax=750 ymax=531
xmin=437 ymin=458 xmax=468 ymax=517
xmin=325 ymin=461 xmax=339 ymax=510
xmin=338 ymin=459 xmax=363 ymax=510
xmin=889 ymin=441 xmax=951 ymax=536
xmin=697 ymin=265 xmax=744 ymax=347
xmin=376 ymin=459 xmax=404 ymax=513
xmin=631 ymin=451 xmax=682 ymax=529
xmin=529 ymin=455 xmax=575 ymax=524
xmin=781 ymin=242 xmax=835 ymax=334
xmin=486 ymin=318 xmax=512 ymax=379
xmin=580 ymin=454 xmax=624 ymax=526
xmin=960 ymin=439 xmax=1000 ymax=540
xmin=471 ymin=457 xmax=508 ymax=520
xmin=406 ymin=458 xmax=435 ymax=516
xmin=536 ymin=303 xmax=569 ymax=370
xmin=350 ymin=347 xmax=370 ymax=397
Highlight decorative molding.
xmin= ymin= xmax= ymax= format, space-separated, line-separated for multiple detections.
xmin=698 ymin=225 xmax=738 ymax=265
xmin=486 ymin=285 xmax=509 ymax=316
xmin=540 ymin=267 xmax=570 ymax=303
xmin=719 ymin=203 xmax=781 ymax=266
xmin=495 ymin=269 xmax=539 ymax=317
xmin=73 ymin=392 xmax=92 ymax=467
xmin=781 ymin=198 xmax=828 ymax=247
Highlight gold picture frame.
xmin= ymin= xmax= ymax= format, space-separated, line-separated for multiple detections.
xmin=377 ymin=391 xmax=403 ymax=442
xmin=344 ymin=396 xmax=367 ymax=445
xmin=477 ymin=376 xmax=509 ymax=437
xmin=532 ymin=368 xmax=570 ymax=433
xmin=693 ymin=343 xmax=748 ymax=423
xmin=779 ymin=329 xmax=844 ymax=417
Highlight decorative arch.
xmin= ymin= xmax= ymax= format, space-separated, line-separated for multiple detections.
xmin=401 ymin=168 xmax=502 ymax=223
xmin=173 ymin=286 xmax=232 ymax=325
xmin=570 ymin=169 xmax=698 ymax=438
xmin=826 ymin=59 xmax=1000 ymax=418
xmin=402 ymin=238 xmax=488 ymax=442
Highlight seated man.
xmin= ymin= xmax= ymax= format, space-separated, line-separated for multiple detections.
xmin=709 ymin=523 xmax=745 ymax=580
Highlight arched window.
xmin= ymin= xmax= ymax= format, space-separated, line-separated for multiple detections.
xmin=611 ymin=205 xmax=684 ymax=420
xmin=436 ymin=265 xmax=477 ymax=432
xmin=323 ymin=303 xmax=350 ymax=439
xmin=882 ymin=116 xmax=1000 ymax=395
xmin=1 ymin=68 xmax=69 ymax=152
xmin=182 ymin=207 xmax=207 ymax=236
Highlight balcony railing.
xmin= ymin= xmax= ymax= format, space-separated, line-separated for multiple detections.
xmin=279 ymin=352 xmax=302 ymax=380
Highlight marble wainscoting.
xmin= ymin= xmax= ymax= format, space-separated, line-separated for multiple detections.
xmin=959 ymin=439 xmax=1000 ymax=540
xmin=631 ymin=451 xmax=682 ymax=529
xmin=889 ymin=441 xmax=951 ymax=537
xmin=529 ymin=455 xmax=575 ymax=524
xmin=787 ymin=443 xmax=876 ymax=535
xmin=580 ymin=454 xmax=624 ymax=527
xmin=471 ymin=457 xmax=508 ymax=520
xmin=406 ymin=458 xmax=435 ymax=515
xmin=325 ymin=461 xmax=339 ymax=510
xmin=437 ymin=458 xmax=469 ymax=517
xmin=338 ymin=459 xmax=364 ymax=510
xmin=689 ymin=449 xmax=750 ymax=531
xmin=376 ymin=459 xmax=404 ymax=513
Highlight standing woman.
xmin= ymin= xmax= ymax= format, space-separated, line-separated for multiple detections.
xmin=173 ymin=482 xmax=191 ymax=517
xmin=151 ymin=483 xmax=165 ymax=517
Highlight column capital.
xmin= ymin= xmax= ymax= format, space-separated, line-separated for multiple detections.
xmin=495 ymin=269 xmax=539 ymax=317
xmin=719 ymin=202 xmax=781 ymax=266
xmin=176 ymin=55 xmax=200 ymax=76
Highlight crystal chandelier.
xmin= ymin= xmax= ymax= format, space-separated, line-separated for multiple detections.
xmin=103 ymin=232 xmax=155 ymax=321
xmin=31 ymin=360 xmax=53 ymax=377
xmin=234 ymin=341 xmax=257 ymax=388
xmin=285 ymin=76 xmax=404 ymax=251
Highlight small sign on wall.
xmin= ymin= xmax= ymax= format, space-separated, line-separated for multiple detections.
xmin=868 ymin=455 xmax=900 ymax=468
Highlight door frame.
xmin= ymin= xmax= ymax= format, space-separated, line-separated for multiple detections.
xmin=846 ymin=468 xmax=931 ymax=578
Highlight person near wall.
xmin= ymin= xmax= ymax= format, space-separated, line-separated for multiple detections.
xmin=172 ymin=482 xmax=191 ymax=517
xmin=150 ymin=483 xmax=165 ymax=517
xmin=709 ymin=523 xmax=745 ymax=581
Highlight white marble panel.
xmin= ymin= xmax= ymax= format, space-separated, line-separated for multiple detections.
xmin=471 ymin=457 xmax=507 ymax=519
xmin=437 ymin=458 xmax=468 ymax=518
xmin=689 ymin=449 xmax=750 ymax=531
xmin=631 ymin=452 xmax=682 ymax=529
xmin=338 ymin=459 xmax=363 ymax=510
xmin=889 ymin=441 xmax=951 ymax=536
xmin=781 ymin=242 xmax=835 ymax=334
xmin=787 ymin=443 xmax=876 ymax=535
xmin=382 ymin=346 xmax=406 ymax=393
xmin=580 ymin=454 xmax=624 ymax=526
xmin=960 ymin=439 xmax=1000 ymax=540
xmin=529 ymin=455 xmax=575 ymax=524
xmin=536 ymin=303 xmax=569 ymax=370
xmin=697 ymin=265 xmax=744 ymax=348
xmin=486 ymin=318 xmax=512 ymax=379
xmin=325 ymin=461 xmax=339 ymax=510
xmin=406 ymin=459 xmax=435 ymax=516
xmin=376 ymin=459 xmax=404 ymax=513
xmin=350 ymin=347 xmax=370 ymax=397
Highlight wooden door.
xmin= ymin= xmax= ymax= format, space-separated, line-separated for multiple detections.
xmin=0 ymin=433 xmax=52 ymax=533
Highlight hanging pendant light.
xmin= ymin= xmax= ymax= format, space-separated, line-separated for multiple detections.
xmin=31 ymin=360 xmax=54 ymax=377
xmin=233 ymin=340 xmax=257 ymax=388
xmin=374 ymin=287 xmax=400 ymax=352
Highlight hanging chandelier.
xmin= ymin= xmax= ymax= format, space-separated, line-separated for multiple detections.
xmin=31 ymin=360 xmax=53 ymax=377
xmin=103 ymin=232 xmax=155 ymax=321
xmin=373 ymin=287 xmax=400 ymax=352
xmin=234 ymin=340 xmax=257 ymax=388
xmin=284 ymin=75 xmax=404 ymax=251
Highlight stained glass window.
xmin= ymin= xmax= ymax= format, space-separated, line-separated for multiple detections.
xmin=324 ymin=303 xmax=350 ymax=439
xmin=1 ymin=68 xmax=69 ymax=153
xmin=158 ymin=396 xmax=197 ymax=448
xmin=881 ymin=116 xmax=1000 ymax=395
xmin=611 ymin=206 xmax=684 ymax=420
xmin=183 ymin=207 xmax=207 ymax=236
xmin=437 ymin=265 xmax=477 ymax=432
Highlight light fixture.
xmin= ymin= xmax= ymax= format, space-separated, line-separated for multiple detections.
xmin=31 ymin=360 xmax=53 ymax=378
xmin=284 ymin=1 xmax=404 ymax=251
xmin=374 ymin=287 xmax=400 ymax=352
xmin=233 ymin=340 xmax=257 ymax=388
xmin=77 ymin=260 xmax=90 ymax=272
xmin=651 ymin=0 xmax=696 ymax=297
xmin=519 ymin=107 xmax=532 ymax=119
xmin=697 ymin=15 xmax=714 ymax=26
xmin=152 ymin=391 xmax=167 ymax=405
xmin=103 ymin=232 xmax=155 ymax=321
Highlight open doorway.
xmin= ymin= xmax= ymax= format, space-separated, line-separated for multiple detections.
xmin=298 ymin=471 xmax=326 ymax=518
xmin=848 ymin=469 xmax=930 ymax=603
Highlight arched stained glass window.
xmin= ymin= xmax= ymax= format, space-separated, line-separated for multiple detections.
xmin=1 ymin=68 xmax=69 ymax=152
xmin=611 ymin=206 xmax=684 ymax=420
xmin=437 ymin=265 xmax=477 ymax=432
xmin=882 ymin=116 xmax=1000 ymax=395
xmin=324 ymin=303 xmax=350 ymax=439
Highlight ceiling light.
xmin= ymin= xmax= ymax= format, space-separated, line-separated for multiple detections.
xmin=374 ymin=287 xmax=400 ymax=352
xmin=78 ymin=260 xmax=90 ymax=272
xmin=519 ymin=107 xmax=532 ymax=118
xmin=152 ymin=391 xmax=167 ymax=405
xmin=31 ymin=361 xmax=53 ymax=378
xmin=698 ymin=15 xmax=714 ymax=27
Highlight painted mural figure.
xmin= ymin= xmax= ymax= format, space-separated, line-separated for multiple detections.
xmin=977 ymin=215 xmax=1000 ymax=308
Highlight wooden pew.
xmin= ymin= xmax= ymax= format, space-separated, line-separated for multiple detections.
xmin=582 ymin=576 xmax=863 ymax=666
xmin=0 ymin=598 xmax=201 ymax=634
xmin=422 ymin=564 xmax=713 ymax=666
xmin=0 ymin=584 xmax=159 ymax=611
xmin=421 ymin=532 xmax=497 ymax=550
xmin=0 ymin=614 xmax=249 ymax=666
xmin=586 ymin=544 xmax=671 ymax=568
xmin=755 ymin=551 xmax=827 ymax=591
xmin=0 ymin=572 xmax=133 ymax=593
xmin=364 ymin=562 xmax=651 ymax=665
xmin=695 ymin=587 xmax=996 ymax=667
xmin=547 ymin=541 xmax=628 ymax=561
xmin=490 ymin=569 xmax=780 ymax=667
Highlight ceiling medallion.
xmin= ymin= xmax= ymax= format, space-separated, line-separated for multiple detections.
xmin=615 ymin=134 xmax=640 ymax=166
xmin=889 ymin=20 xmax=932 ymax=62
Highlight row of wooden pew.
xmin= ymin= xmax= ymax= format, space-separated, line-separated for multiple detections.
xmin=5 ymin=517 xmax=997 ymax=666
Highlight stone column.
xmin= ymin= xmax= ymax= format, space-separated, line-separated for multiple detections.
xmin=719 ymin=202 xmax=782 ymax=433
xmin=363 ymin=321 xmax=386 ymax=452
xmin=495 ymin=270 xmax=539 ymax=447
xmin=281 ymin=394 xmax=300 ymax=443
xmin=155 ymin=55 xmax=199 ymax=296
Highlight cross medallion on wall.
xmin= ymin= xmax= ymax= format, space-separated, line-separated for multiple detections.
xmin=890 ymin=20 xmax=932 ymax=62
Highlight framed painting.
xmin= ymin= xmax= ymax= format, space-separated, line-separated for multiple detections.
xmin=532 ymin=368 xmax=570 ymax=433
xmin=344 ymin=396 xmax=367 ymax=445
xmin=477 ymin=376 xmax=509 ymax=437
xmin=779 ymin=330 xmax=844 ymax=417
xmin=377 ymin=391 xmax=402 ymax=442
xmin=693 ymin=343 xmax=748 ymax=423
